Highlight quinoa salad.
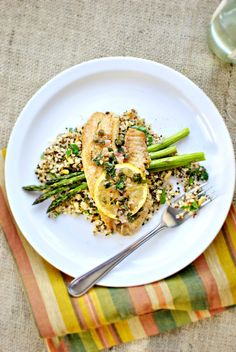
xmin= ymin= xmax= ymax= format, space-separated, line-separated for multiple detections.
xmin=23 ymin=109 xmax=209 ymax=236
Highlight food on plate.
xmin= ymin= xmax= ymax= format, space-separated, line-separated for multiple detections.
xmin=94 ymin=163 xmax=148 ymax=220
xmin=23 ymin=109 xmax=208 ymax=236
xmin=81 ymin=112 xmax=120 ymax=231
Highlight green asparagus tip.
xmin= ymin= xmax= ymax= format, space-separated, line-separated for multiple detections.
xmin=147 ymin=127 xmax=190 ymax=153
xmin=46 ymin=182 xmax=88 ymax=213
xmin=149 ymin=145 xmax=177 ymax=160
xmin=148 ymin=152 xmax=205 ymax=170
xmin=22 ymin=184 xmax=46 ymax=191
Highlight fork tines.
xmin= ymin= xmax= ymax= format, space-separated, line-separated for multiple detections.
xmin=172 ymin=182 xmax=215 ymax=209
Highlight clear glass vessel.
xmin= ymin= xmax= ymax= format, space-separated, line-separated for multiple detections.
xmin=208 ymin=0 xmax=236 ymax=64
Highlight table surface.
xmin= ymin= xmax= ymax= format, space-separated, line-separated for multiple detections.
xmin=1 ymin=1 xmax=236 ymax=351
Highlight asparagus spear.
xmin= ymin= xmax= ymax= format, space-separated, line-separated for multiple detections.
xmin=147 ymin=128 xmax=190 ymax=153
xmin=45 ymin=171 xmax=83 ymax=185
xmin=149 ymin=146 xmax=177 ymax=160
xmin=148 ymin=152 xmax=205 ymax=170
xmin=22 ymin=184 xmax=48 ymax=191
xmin=33 ymin=184 xmax=79 ymax=205
xmin=47 ymin=182 xmax=88 ymax=213
xmin=49 ymin=174 xmax=86 ymax=189
xmin=23 ymin=173 xmax=86 ymax=192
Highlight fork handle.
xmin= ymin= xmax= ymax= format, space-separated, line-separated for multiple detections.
xmin=68 ymin=222 xmax=165 ymax=297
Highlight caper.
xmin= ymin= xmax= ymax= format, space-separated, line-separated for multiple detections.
xmin=98 ymin=129 xmax=105 ymax=136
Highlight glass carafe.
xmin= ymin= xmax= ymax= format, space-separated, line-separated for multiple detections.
xmin=208 ymin=0 xmax=236 ymax=64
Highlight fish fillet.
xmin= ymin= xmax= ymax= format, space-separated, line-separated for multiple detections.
xmin=81 ymin=112 xmax=119 ymax=231
xmin=124 ymin=128 xmax=150 ymax=171
xmin=115 ymin=128 xmax=153 ymax=235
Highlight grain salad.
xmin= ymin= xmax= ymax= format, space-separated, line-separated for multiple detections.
xmin=24 ymin=109 xmax=209 ymax=236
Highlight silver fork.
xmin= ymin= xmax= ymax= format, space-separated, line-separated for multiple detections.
xmin=68 ymin=183 xmax=214 ymax=297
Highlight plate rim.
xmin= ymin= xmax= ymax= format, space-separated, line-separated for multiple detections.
xmin=5 ymin=56 xmax=235 ymax=286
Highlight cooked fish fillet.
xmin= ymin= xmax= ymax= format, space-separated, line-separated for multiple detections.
xmin=82 ymin=117 xmax=151 ymax=236
xmin=124 ymin=128 xmax=150 ymax=172
xmin=81 ymin=112 xmax=119 ymax=231
xmin=115 ymin=128 xmax=152 ymax=236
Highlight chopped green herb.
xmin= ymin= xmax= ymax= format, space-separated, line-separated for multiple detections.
xmin=93 ymin=153 xmax=103 ymax=166
xmin=160 ymin=188 xmax=166 ymax=204
xmin=116 ymin=174 xmax=126 ymax=190
xmin=66 ymin=149 xmax=72 ymax=157
xmin=68 ymin=127 xmax=73 ymax=133
xmin=69 ymin=143 xmax=80 ymax=155
xmin=190 ymin=166 xmax=209 ymax=181
xmin=190 ymin=200 xmax=199 ymax=212
xmin=132 ymin=126 xmax=153 ymax=147
xmin=189 ymin=176 xmax=194 ymax=186
xmin=132 ymin=125 xmax=147 ymax=133
xmin=104 ymin=162 xmax=116 ymax=178
xmin=147 ymin=134 xmax=153 ymax=146
xmin=104 ymin=161 xmax=113 ymax=169
xmin=181 ymin=200 xmax=200 ymax=212
xmin=200 ymin=169 xmax=209 ymax=181
xmin=40 ymin=153 xmax=45 ymax=160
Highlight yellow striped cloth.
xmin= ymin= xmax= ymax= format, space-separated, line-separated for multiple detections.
xmin=0 ymin=149 xmax=236 ymax=352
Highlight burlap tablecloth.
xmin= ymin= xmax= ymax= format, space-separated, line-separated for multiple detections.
xmin=0 ymin=1 xmax=236 ymax=351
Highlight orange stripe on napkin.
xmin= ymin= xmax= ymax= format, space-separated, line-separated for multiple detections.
xmin=128 ymin=286 xmax=153 ymax=315
xmin=139 ymin=313 xmax=160 ymax=335
xmin=194 ymin=254 xmax=222 ymax=309
xmin=0 ymin=188 xmax=55 ymax=337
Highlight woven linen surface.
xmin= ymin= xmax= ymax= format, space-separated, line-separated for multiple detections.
xmin=0 ymin=1 xmax=236 ymax=352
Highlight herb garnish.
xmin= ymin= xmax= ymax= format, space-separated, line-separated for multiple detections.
xmin=131 ymin=126 xmax=154 ymax=146
xmin=160 ymin=188 xmax=166 ymax=204
xmin=69 ymin=143 xmax=80 ymax=155
xmin=65 ymin=143 xmax=80 ymax=157
xmin=66 ymin=149 xmax=72 ymax=157
xmin=190 ymin=200 xmax=200 ymax=211
xmin=93 ymin=153 xmax=103 ymax=166
xmin=147 ymin=134 xmax=153 ymax=146
xmin=182 ymin=200 xmax=200 ymax=212
xmin=115 ymin=173 xmax=126 ymax=190
xmin=189 ymin=176 xmax=194 ymax=186
xmin=132 ymin=125 xmax=147 ymax=134
xmin=189 ymin=166 xmax=208 ymax=182
xmin=104 ymin=162 xmax=116 ymax=178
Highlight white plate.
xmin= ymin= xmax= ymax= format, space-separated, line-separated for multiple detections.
xmin=5 ymin=57 xmax=235 ymax=286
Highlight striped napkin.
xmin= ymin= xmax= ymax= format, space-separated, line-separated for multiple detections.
xmin=1 ymin=149 xmax=236 ymax=352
